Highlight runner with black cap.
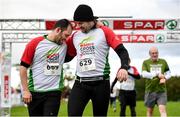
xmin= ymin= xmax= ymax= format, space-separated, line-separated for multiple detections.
xmin=66 ymin=4 xmax=130 ymax=116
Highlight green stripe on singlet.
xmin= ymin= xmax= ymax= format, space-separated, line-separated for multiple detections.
xmin=103 ymin=52 xmax=110 ymax=79
xmin=59 ymin=67 xmax=64 ymax=91
xmin=28 ymin=69 xmax=34 ymax=91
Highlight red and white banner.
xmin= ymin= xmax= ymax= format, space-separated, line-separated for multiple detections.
xmin=117 ymin=34 xmax=155 ymax=43
xmin=113 ymin=20 xmax=165 ymax=30
xmin=44 ymin=19 xmax=180 ymax=43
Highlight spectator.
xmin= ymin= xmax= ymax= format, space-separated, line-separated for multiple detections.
xmin=111 ymin=58 xmax=140 ymax=117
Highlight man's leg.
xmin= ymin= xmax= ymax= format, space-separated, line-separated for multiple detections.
xmin=120 ymin=105 xmax=126 ymax=117
xmin=130 ymin=106 xmax=136 ymax=117
xmin=158 ymin=105 xmax=167 ymax=117
xmin=43 ymin=91 xmax=61 ymax=116
xmin=144 ymin=92 xmax=156 ymax=117
xmin=92 ymin=80 xmax=110 ymax=116
xmin=119 ymin=90 xmax=126 ymax=117
xmin=157 ymin=92 xmax=167 ymax=117
xmin=27 ymin=92 xmax=45 ymax=116
xmin=147 ymin=107 xmax=154 ymax=117
xmin=68 ymin=80 xmax=90 ymax=116
xmin=128 ymin=90 xmax=136 ymax=117
xmin=112 ymin=97 xmax=117 ymax=112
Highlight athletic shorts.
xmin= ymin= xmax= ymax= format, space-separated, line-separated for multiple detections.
xmin=144 ymin=92 xmax=167 ymax=108
xmin=119 ymin=90 xmax=136 ymax=107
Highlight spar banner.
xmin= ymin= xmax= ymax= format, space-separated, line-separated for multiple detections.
xmin=117 ymin=34 xmax=155 ymax=43
xmin=0 ymin=52 xmax=11 ymax=108
xmin=116 ymin=32 xmax=180 ymax=43
xmin=116 ymin=34 xmax=166 ymax=43
xmin=113 ymin=19 xmax=180 ymax=30
xmin=45 ymin=19 xmax=180 ymax=43
xmin=45 ymin=19 xmax=180 ymax=31
xmin=113 ymin=19 xmax=180 ymax=43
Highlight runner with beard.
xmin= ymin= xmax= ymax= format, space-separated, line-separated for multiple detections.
xmin=65 ymin=4 xmax=129 ymax=116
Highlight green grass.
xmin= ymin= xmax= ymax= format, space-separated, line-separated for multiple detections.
xmin=11 ymin=101 xmax=180 ymax=116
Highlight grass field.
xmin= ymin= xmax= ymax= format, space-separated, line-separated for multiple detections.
xmin=11 ymin=101 xmax=180 ymax=116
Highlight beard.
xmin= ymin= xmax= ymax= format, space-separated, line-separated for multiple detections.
xmin=54 ymin=36 xmax=63 ymax=45
xmin=80 ymin=24 xmax=93 ymax=33
xmin=81 ymin=28 xmax=91 ymax=33
xmin=58 ymin=38 xmax=65 ymax=45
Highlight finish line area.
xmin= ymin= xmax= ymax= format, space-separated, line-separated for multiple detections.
xmin=0 ymin=19 xmax=180 ymax=116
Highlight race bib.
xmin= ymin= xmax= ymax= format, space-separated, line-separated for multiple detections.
xmin=44 ymin=63 xmax=61 ymax=75
xmin=150 ymin=65 xmax=161 ymax=75
xmin=79 ymin=57 xmax=96 ymax=72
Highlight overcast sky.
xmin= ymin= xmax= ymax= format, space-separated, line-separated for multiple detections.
xmin=1 ymin=0 xmax=180 ymax=87
xmin=0 ymin=0 xmax=180 ymax=19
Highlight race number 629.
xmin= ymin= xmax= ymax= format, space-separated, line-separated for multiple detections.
xmin=79 ymin=58 xmax=92 ymax=66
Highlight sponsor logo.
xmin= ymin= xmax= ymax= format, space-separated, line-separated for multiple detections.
xmin=79 ymin=37 xmax=95 ymax=56
xmin=101 ymin=20 xmax=109 ymax=27
xmin=166 ymin=20 xmax=178 ymax=30
xmin=4 ymin=75 xmax=9 ymax=99
xmin=117 ymin=34 xmax=154 ymax=43
xmin=46 ymin=47 xmax=60 ymax=63
xmin=166 ymin=32 xmax=180 ymax=42
xmin=113 ymin=20 xmax=165 ymax=30
xmin=156 ymin=34 xmax=165 ymax=43
xmin=80 ymin=36 xmax=94 ymax=45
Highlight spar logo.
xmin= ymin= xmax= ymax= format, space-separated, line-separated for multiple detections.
xmin=117 ymin=34 xmax=155 ymax=43
xmin=166 ymin=20 xmax=178 ymax=30
xmin=113 ymin=20 xmax=165 ymax=30
xmin=156 ymin=34 xmax=165 ymax=43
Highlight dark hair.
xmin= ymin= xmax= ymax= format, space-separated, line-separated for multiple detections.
xmin=53 ymin=19 xmax=72 ymax=30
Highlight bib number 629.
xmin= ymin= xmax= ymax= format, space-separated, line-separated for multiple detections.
xmin=79 ymin=58 xmax=92 ymax=66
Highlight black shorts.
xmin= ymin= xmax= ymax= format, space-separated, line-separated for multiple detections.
xmin=27 ymin=91 xmax=61 ymax=116
xmin=119 ymin=89 xmax=136 ymax=107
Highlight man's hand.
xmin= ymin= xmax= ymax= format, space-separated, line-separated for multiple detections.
xmin=158 ymin=73 xmax=166 ymax=84
xmin=116 ymin=69 xmax=128 ymax=82
xmin=96 ymin=21 xmax=104 ymax=28
xmin=159 ymin=78 xmax=166 ymax=84
xmin=158 ymin=73 xmax=165 ymax=79
xmin=23 ymin=90 xmax=32 ymax=104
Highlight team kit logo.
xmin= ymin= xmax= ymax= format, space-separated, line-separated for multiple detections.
xmin=79 ymin=36 xmax=96 ymax=72
xmin=79 ymin=36 xmax=95 ymax=56
xmin=44 ymin=47 xmax=61 ymax=75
